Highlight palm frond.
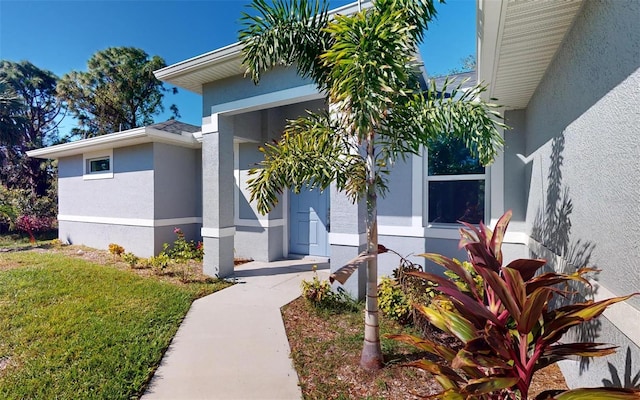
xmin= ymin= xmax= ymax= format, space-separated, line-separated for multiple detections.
xmin=239 ymin=0 xmax=332 ymax=85
xmin=246 ymin=111 xmax=365 ymax=214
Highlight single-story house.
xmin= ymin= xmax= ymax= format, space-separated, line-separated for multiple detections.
xmin=28 ymin=0 xmax=638 ymax=389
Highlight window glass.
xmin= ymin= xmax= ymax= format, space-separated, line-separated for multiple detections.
xmin=89 ymin=157 xmax=110 ymax=173
xmin=426 ymin=135 xmax=486 ymax=225
xmin=427 ymin=137 xmax=484 ymax=176
xmin=428 ymin=180 xmax=485 ymax=224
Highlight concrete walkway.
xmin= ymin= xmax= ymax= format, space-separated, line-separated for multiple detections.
xmin=142 ymin=258 xmax=329 ymax=400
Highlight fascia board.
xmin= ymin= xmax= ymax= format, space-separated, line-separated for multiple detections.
xmin=27 ymin=127 xmax=200 ymax=159
xmin=477 ymin=0 xmax=506 ymax=100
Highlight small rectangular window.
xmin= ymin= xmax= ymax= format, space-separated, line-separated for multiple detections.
xmin=89 ymin=157 xmax=110 ymax=173
xmin=83 ymin=150 xmax=113 ymax=180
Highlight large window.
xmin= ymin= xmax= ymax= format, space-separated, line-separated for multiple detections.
xmin=426 ymin=137 xmax=485 ymax=225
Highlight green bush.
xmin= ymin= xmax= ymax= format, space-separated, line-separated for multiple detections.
xmin=378 ymin=276 xmax=411 ymax=324
xmin=148 ymin=253 xmax=171 ymax=274
xmin=162 ymin=228 xmax=203 ymax=262
xmin=301 ymin=266 xmax=359 ymax=312
xmin=122 ymin=252 xmax=139 ymax=268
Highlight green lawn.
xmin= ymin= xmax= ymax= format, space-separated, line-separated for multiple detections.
xmin=0 ymin=251 xmax=229 ymax=399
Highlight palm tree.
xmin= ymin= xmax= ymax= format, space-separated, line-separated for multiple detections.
xmin=239 ymin=0 xmax=505 ymax=370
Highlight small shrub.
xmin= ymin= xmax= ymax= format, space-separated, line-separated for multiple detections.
xmin=301 ymin=266 xmax=359 ymax=312
xmin=122 ymin=252 xmax=139 ymax=268
xmin=16 ymin=215 xmax=56 ymax=244
xmin=148 ymin=253 xmax=171 ymax=274
xmin=301 ymin=270 xmax=334 ymax=305
xmin=108 ymin=243 xmax=125 ymax=258
xmin=162 ymin=228 xmax=203 ymax=262
xmin=378 ymin=276 xmax=411 ymax=324
xmin=390 ymin=211 xmax=640 ymax=399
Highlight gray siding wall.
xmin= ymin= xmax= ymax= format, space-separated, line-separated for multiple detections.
xmin=517 ymin=0 xmax=640 ymax=387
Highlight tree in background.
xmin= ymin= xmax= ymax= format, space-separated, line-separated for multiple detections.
xmin=240 ymin=0 xmax=504 ymax=370
xmin=0 ymin=61 xmax=63 ymax=196
xmin=447 ymin=54 xmax=476 ymax=75
xmin=57 ymin=47 xmax=179 ymax=138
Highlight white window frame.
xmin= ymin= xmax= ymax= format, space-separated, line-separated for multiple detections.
xmin=83 ymin=149 xmax=113 ymax=180
xmin=424 ymin=148 xmax=488 ymax=228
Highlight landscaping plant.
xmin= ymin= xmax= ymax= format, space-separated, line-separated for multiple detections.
xmin=390 ymin=210 xmax=640 ymax=399
xmin=240 ymin=0 xmax=505 ymax=369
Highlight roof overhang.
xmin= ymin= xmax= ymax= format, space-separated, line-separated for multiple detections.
xmin=27 ymin=127 xmax=201 ymax=160
xmin=477 ymin=0 xmax=584 ymax=110
xmin=155 ymin=1 xmax=391 ymax=94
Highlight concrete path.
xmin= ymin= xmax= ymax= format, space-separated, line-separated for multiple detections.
xmin=142 ymin=258 xmax=329 ymax=400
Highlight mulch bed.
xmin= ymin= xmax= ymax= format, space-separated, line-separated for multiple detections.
xmin=282 ymin=297 xmax=568 ymax=399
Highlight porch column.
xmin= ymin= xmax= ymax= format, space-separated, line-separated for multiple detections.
xmin=328 ymin=182 xmax=367 ymax=299
xmin=201 ymin=113 xmax=235 ymax=278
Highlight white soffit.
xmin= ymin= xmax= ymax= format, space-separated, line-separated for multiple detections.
xmin=479 ymin=0 xmax=583 ymax=110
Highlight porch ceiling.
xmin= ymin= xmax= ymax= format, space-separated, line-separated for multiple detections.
xmin=478 ymin=0 xmax=584 ymax=110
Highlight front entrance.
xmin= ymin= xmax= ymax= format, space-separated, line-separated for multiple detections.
xmin=289 ymin=189 xmax=330 ymax=257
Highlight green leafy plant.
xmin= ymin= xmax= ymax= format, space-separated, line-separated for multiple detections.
xmin=161 ymin=228 xmax=203 ymax=262
xmin=378 ymin=276 xmax=411 ymax=324
xmin=301 ymin=266 xmax=358 ymax=312
xmin=122 ymin=252 xmax=139 ymax=268
xmin=390 ymin=210 xmax=640 ymax=399
xmin=148 ymin=253 xmax=171 ymax=274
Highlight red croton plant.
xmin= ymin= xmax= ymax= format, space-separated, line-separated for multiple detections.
xmin=390 ymin=210 xmax=640 ymax=399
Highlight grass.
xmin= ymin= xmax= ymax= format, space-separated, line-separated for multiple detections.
xmin=0 ymin=250 xmax=230 ymax=399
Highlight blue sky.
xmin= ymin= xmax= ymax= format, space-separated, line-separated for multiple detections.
xmin=0 ymin=0 xmax=475 ymax=135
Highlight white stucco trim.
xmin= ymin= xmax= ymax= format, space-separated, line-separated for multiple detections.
xmin=329 ymin=232 xmax=366 ymax=246
xmin=58 ymin=215 xmax=202 ymax=227
xmin=211 ymin=84 xmax=323 ymax=115
xmin=235 ymin=218 xmax=285 ymax=228
xmin=592 ymin=280 xmax=640 ymax=348
xmin=201 ymin=227 xmax=236 ymax=238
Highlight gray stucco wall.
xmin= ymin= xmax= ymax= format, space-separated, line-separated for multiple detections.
xmin=153 ymin=143 xmax=202 ymax=220
xmin=377 ymin=158 xmax=414 ymax=226
xmin=58 ymin=144 xmax=154 ymax=219
xmin=57 ymin=142 xmax=203 ymax=257
xmin=517 ymin=0 xmax=640 ymax=387
xmin=202 ymin=66 xmax=313 ymax=116
xmin=502 ymin=110 xmax=528 ymax=223
xmin=59 ymin=221 xmax=155 ymax=256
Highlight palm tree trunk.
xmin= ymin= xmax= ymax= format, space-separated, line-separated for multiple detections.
xmin=360 ymin=135 xmax=383 ymax=370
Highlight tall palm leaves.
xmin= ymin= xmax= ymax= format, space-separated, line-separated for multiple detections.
xmin=240 ymin=0 xmax=505 ymax=370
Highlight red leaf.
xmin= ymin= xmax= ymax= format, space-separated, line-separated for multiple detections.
xmin=506 ymin=258 xmax=547 ymax=281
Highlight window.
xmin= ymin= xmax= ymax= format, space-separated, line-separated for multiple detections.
xmin=83 ymin=150 xmax=113 ymax=180
xmin=426 ymin=137 xmax=486 ymax=225
xmin=89 ymin=157 xmax=110 ymax=173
